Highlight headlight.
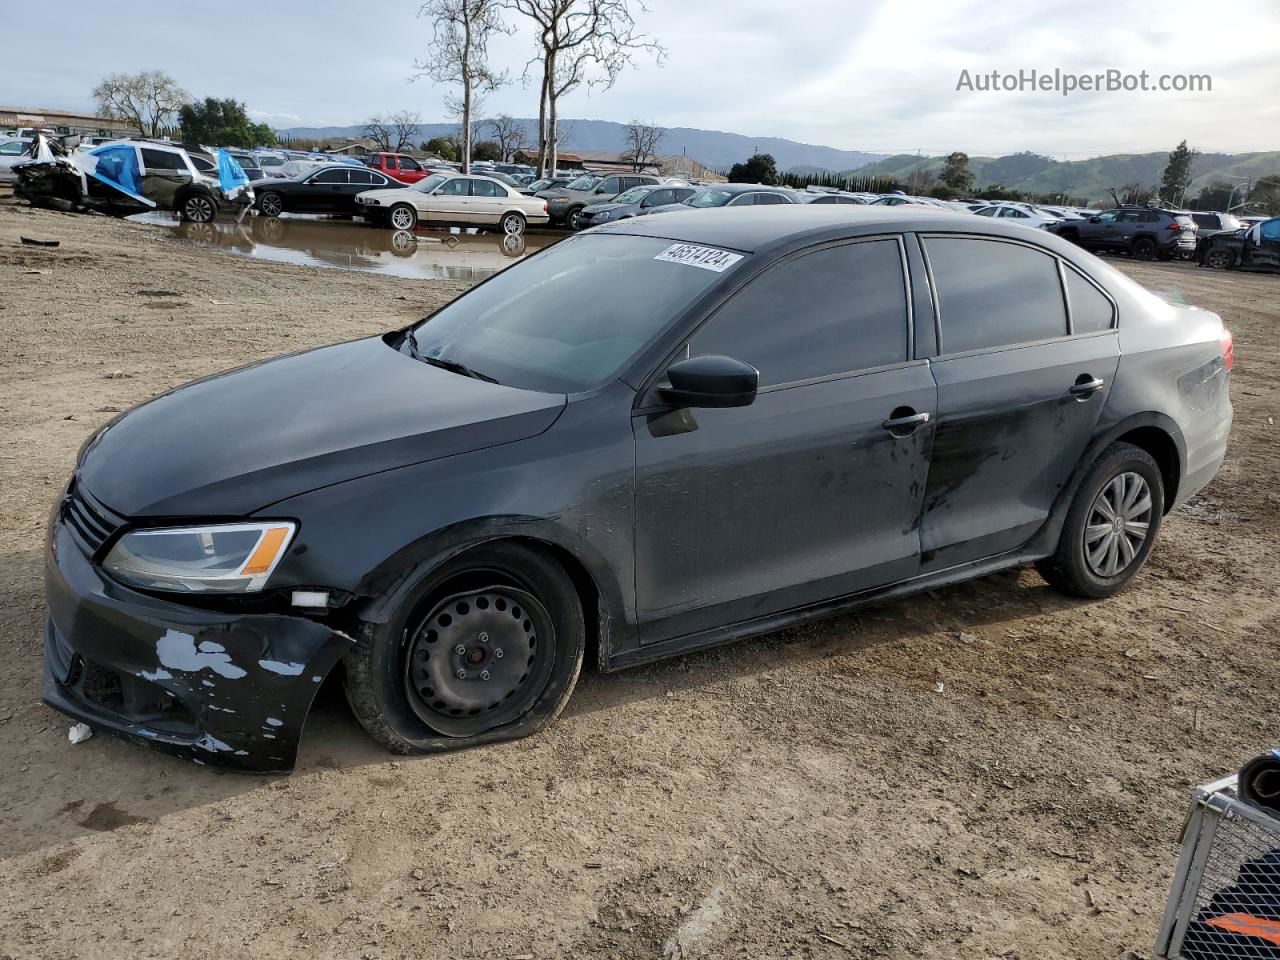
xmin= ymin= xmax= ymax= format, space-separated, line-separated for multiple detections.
xmin=591 ymin=210 xmax=610 ymax=221
xmin=103 ymin=522 xmax=296 ymax=593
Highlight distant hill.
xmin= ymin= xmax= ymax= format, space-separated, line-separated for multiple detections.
xmin=280 ymin=118 xmax=888 ymax=174
xmin=852 ymin=150 xmax=1280 ymax=202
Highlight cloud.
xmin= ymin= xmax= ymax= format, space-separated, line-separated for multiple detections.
xmin=3 ymin=0 xmax=1277 ymax=157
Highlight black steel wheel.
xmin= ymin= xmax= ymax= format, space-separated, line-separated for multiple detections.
xmin=344 ymin=541 xmax=585 ymax=754
xmin=402 ymin=586 xmax=554 ymax=738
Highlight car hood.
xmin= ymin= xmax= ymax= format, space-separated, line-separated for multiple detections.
xmin=584 ymin=201 xmax=624 ymax=213
xmin=78 ymin=336 xmax=566 ymax=518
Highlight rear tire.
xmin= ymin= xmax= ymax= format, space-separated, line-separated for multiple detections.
xmin=388 ymin=203 xmax=418 ymax=231
xmin=1131 ymin=236 xmax=1156 ymax=260
xmin=344 ymin=542 xmax=584 ymax=754
xmin=178 ymin=191 xmax=217 ymax=223
xmin=1036 ymin=442 xmax=1165 ymax=599
xmin=499 ymin=211 xmax=526 ymax=236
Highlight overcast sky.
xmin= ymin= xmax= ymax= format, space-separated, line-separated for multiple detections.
xmin=8 ymin=0 xmax=1279 ymax=158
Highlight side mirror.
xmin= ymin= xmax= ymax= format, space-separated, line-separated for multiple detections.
xmin=659 ymin=355 xmax=758 ymax=409
xmin=1089 ymin=217 xmax=1102 ymax=223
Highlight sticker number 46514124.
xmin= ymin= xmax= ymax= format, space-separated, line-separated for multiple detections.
xmin=653 ymin=243 xmax=744 ymax=273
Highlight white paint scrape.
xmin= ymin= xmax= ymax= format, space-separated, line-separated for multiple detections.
xmin=662 ymin=885 xmax=725 ymax=959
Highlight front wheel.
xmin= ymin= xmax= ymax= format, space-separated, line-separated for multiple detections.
xmin=1036 ymin=442 xmax=1164 ymax=599
xmin=179 ymin=192 xmax=217 ymax=223
xmin=343 ymin=542 xmax=585 ymax=754
xmin=1204 ymin=248 xmax=1236 ymax=270
xmin=388 ymin=203 xmax=418 ymax=231
xmin=566 ymin=206 xmax=586 ymax=230
xmin=257 ymin=191 xmax=284 ymax=217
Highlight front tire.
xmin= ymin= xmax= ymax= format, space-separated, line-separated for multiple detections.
xmin=566 ymin=205 xmax=586 ymax=230
xmin=1204 ymin=248 xmax=1236 ymax=270
xmin=344 ymin=542 xmax=584 ymax=754
xmin=1036 ymin=442 xmax=1164 ymax=599
xmin=388 ymin=203 xmax=418 ymax=231
xmin=257 ymin=191 xmax=284 ymax=217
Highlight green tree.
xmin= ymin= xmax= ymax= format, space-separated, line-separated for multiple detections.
xmin=423 ymin=136 xmax=459 ymax=161
xmin=1159 ymin=140 xmax=1196 ymax=205
xmin=472 ymin=139 xmax=502 ymax=162
xmin=1247 ymin=175 xmax=1280 ymax=216
xmin=178 ymin=97 xmax=274 ymax=147
xmin=939 ymin=151 xmax=974 ymax=193
xmin=1191 ymin=180 xmax=1235 ymax=211
xmin=727 ymin=153 xmax=778 ymax=185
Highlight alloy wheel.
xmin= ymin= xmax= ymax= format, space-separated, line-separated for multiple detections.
xmin=402 ymin=586 xmax=554 ymax=737
xmin=390 ymin=206 xmax=416 ymax=230
xmin=502 ymin=213 xmax=525 ymax=236
xmin=1083 ymin=472 xmax=1153 ymax=578
xmin=1205 ymin=250 xmax=1234 ymax=269
xmin=259 ymin=193 xmax=283 ymax=217
xmin=184 ymin=195 xmax=215 ymax=223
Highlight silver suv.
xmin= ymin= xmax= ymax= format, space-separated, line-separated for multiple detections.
xmin=537 ymin=172 xmax=661 ymax=229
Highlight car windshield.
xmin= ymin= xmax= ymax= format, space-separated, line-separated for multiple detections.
xmin=259 ymin=157 xmax=283 ymax=167
xmin=612 ymin=187 xmax=650 ymax=204
xmin=684 ymin=189 xmax=735 ymax=208
xmin=566 ymin=175 xmax=600 ymax=191
xmin=526 ymin=178 xmax=552 ymax=191
xmin=408 ymin=234 xmax=746 ymax=393
xmin=413 ymin=173 xmax=449 ymax=193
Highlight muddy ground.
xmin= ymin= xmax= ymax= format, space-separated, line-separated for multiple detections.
xmin=0 ymin=196 xmax=1276 ymax=960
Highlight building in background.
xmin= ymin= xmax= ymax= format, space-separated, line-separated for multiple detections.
xmin=0 ymin=106 xmax=139 ymax=138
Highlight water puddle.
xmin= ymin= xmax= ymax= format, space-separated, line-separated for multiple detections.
xmin=129 ymin=212 xmax=555 ymax=281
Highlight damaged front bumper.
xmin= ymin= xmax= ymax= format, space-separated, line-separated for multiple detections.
xmin=44 ymin=519 xmax=351 ymax=772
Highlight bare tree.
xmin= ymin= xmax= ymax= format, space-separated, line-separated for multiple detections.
xmin=1107 ymin=183 xmax=1155 ymax=206
xmin=623 ymin=120 xmax=663 ymax=171
xmin=507 ymin=0 xmax=665 ymax=176
xmin=485 ymin=113 xmax=527 ymax=161
xmin=364 ymin=110 xmax=423 ymax=152
xmin=414 ymin=0 xmax=508 ymax=173
xmin=92 ymin=70 xmax=188 ymax=138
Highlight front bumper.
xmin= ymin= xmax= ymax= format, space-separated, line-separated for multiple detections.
xmin=43 ymin=512 xmax=351 ymax=772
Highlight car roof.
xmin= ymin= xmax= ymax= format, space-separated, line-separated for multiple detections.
xmin=595 ymin=205 xmax=1086 ymax=256
xmin=695 ymin=183 xmax=791 ymax=195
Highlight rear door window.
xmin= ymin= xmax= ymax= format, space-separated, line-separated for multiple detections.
xmin=755 ymin=193 xmax=788 ymax=205
xmin=689 ymin=239 xmax=909 ymax=386
xmin=311 ymin=168 xmax=349 ymax=184
xmin=925 ymin=237 xmax=1068 ymax=353
xmin=471 ymin=179 xmax=502 ymax=197
xmin=350 ymin=169 xmax=378 ymax=184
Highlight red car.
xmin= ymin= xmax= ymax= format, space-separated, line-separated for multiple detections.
xmin=364 ymin=152 xmax=434 ymax=185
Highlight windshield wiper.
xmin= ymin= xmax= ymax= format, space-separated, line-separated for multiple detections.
xmin=420 ymin=354 xmax=501 ymax=384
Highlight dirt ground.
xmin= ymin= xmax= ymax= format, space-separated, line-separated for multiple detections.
xmin=1 ymin=196 xmax=1277 ymax=960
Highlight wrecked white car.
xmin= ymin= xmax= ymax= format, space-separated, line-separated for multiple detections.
xmin=14 ymin=138 xmax=254 ymax=223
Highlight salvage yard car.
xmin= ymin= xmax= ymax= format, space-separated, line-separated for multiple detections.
xmin=254 ymin=163 xmax=401 ymax=217
xmin=43 ymin=206 xmax=1233 ymax=771
xmin=577 ymin=182 xmax=698 ymax=227
xmin=1057 ymin=205 xmax=1198 ymax=260
xmin=356 ymin=172 xmax=548 ymax=234
xmin=14 ymin=138 xmax=254 ymax=223
xmin=537 ymin=172 xmax=662 ymax=229
xmin=1199 ymin=216 xmax=1280 ymax=271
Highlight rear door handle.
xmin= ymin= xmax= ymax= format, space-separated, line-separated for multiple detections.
xmin=1070 ymin=376 xmax=1105 ymax=398
xmin=882 ymin=409 xmax=930 ymax=436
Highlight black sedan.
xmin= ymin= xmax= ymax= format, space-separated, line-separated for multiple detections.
xmin=254 ymin=164 xmax=400 ymax=217
xmin=44 ymin=206 xmax=1232 ymax=770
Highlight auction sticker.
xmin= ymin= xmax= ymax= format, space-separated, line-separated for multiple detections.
xmin=653 ymin=243 xmax=744 ymax=272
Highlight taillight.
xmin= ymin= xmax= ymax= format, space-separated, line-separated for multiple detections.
xmin=1220 ymin=328 xmax=1234 ymax=371
xmin=1167 ymin=222 xmax=1182 ymax=231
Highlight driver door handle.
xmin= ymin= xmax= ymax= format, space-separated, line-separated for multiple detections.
xmin=882 ymin=410 xmax=930 ymax=435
